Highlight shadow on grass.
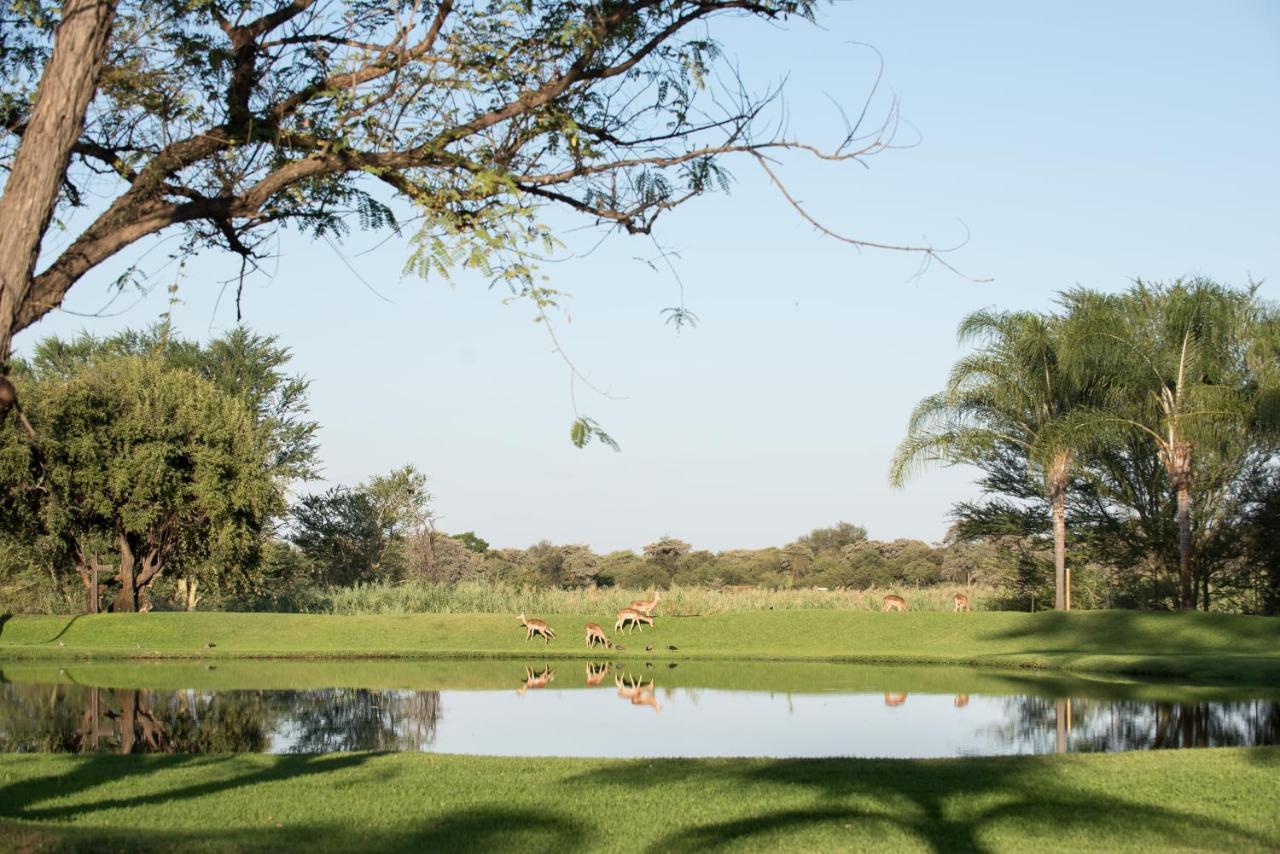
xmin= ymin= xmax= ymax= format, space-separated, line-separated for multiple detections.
xmin=0 ymin=614 xmax=10 ymax=641
xmin=570 ymin=753 xmax=1279 ymax=853
xmin=0 ymin=808 xmax=586 ymax=853
xmin=981 ymin=610 xmax=1280 ymax=657
xmin=0 ymin=753 xmax=373 ymax=823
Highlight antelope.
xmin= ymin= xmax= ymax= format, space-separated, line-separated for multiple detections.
xmin=585 ymin=662 xmax=611 ymax=686
xmin=882 ymin=595 xmax=908 ymax=612
xmin=884 ymin=692 xmax=908 ymax=707
xmin=584 ymin=622 xmax=612 ymax=649
xmin=953 ymin=592 xmax=971 ymax=613
xmin=629 ymin=590 xmax=662 ymax=616
xmin=615 ymin=608 xmax=654 ymax=633
xmin=517 ymin=666 xmax=554 ymax=696
xmin=954 ymin=694 xmax=970 ymax=708
xmin=518 ymin=612 xmax=556 ymax=643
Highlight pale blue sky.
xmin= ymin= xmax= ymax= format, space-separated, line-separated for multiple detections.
xmin=19 ymin=1 xmax=1280 ymax=552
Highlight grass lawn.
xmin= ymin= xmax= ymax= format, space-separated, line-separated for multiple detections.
xmin=1 ymin=748 xmax=1278 ymax=852
xmin=2 ymin=609 xmax=1279 ymax=684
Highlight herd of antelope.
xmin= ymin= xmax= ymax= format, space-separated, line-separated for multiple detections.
xmin=517 ymin=588 xmax=971 ymax=650
xmin=517 ymin=590 xmax=663 ymax=650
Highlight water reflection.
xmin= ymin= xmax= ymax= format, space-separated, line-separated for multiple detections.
xmin=615 ymin=674 xmax=662 ymax=714
xmin=517 ymin=666 xmax=555 ymax=696
xmin=1 ymin=665 xmax=1278 ymax=758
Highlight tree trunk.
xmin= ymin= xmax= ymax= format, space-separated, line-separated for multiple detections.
xmin=1177 ymin=484 xmax=1194 ymax=610
xmin=111 ymin=531 xmax=137 ymax=612
xmin=0 ymin=0 xmax=118 ymax=374
xmin=1052 ymin=491 xmax=1067 ymax=611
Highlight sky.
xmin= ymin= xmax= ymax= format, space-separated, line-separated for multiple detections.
xmin=17 ymin=0 xmax=1280 ymax=553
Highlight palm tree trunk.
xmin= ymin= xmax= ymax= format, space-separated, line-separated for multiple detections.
xmin=1052 ymin=492 xmax=1067 ymax=611
xmin=1177 ymin=484 xmax=1194 ymax=610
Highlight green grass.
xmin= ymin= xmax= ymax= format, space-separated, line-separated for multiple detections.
xmin=1 ymin=748 xmax=1277 ymax=852
xmin=3 ymin=610 xmax=1279 ymax=684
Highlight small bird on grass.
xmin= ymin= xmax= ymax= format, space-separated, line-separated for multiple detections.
xmin=645 ymin=644 xmax=653 ymax=652
xmin=666 ymin=645 xmax=679 ymax=651
xmin=205 ymin=642 xmax=216 ymax=649
xmin=667 ymin=662 xmax=679 ymax=669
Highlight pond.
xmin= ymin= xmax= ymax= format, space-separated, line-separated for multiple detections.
xmin=1 ymin=659 xmax=1276 ymax=758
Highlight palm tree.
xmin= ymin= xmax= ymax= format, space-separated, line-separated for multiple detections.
xmin=1061 ymin=280 xmax=1258 ymax=610
xmin=891 ymin=309 xmax=1089 ymax=610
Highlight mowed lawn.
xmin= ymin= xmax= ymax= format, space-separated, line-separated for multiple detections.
xmin=1 ymin=748 xmax=1278 ymax=852
xmin=3 ymin=610 xmax=1280 ymax=684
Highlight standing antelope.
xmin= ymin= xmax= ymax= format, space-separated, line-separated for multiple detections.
xmin=615 ymin=608 xmax=654 ymax=633
xmin=584 ymin=622 xmax=612 ymax=649
xmin=953 ymin=593 xmax=971 ymax=613
xmin=517 ymin=666 xmax=555 ymax=696
xmin=629 ymin=590 xmax=662 ymax=616
xmin=882 ymin=595 xmax=908 ymax=612
xmin=518 ymin=612 xmax=556 ymax=643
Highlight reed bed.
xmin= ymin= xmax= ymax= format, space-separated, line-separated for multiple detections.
xmin=322 ymin=581 xmax=1001 ymax=616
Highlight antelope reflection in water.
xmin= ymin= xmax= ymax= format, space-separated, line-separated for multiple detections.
xmin=584 ymin=662 xmax=611 ymax=686
xmin=954 ymin=694 xmax=970 ymax=708
xmin=616 ymin=673 xmax=662 ymax=713
xmin=517 ymin=666 xmax=555 ymax=696
xmin=884 ymin=692 xmax=908 ymax=707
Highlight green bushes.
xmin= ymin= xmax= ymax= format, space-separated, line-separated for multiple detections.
xmin=321 ymin=580 xmax=1001 ymax=616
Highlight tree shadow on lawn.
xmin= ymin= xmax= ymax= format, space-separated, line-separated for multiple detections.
xmin=0 ymin=808 xmax=586 ymax=853
xmin=569 ymin=754 xmax=1277 ymax=853
xmin=0 ymin=753 xmax=374 ymax=823
xmin=0 ymin=756 xmax=588 ymax=853
xmin=980 ymin=610 xmax=1280 ymax=657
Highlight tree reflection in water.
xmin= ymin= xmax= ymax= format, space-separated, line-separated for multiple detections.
xmin=994 ymin=696 xmax=1280 ymax=753
xmin=0 ymin=682 xmax=442 ymax=754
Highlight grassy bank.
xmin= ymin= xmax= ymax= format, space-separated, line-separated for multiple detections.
xmin=1 ymin=748 xmax=1278 ymax=852
xmin=2 ymin=610 xmax=1279 ymax=684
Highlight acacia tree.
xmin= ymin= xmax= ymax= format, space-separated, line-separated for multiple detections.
xmin=890 ymin=310 xmax=1092 ymax=610
xmin=1 ymin=0 xmax=957 ymax=436
xmin=8 ymin=354 xmax=277 ymax=610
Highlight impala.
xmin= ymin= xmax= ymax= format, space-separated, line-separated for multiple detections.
xmin=584 ymin=622 xmax=612 ymax=649
xmin=518 ymin=612 xmax=556 ymax=643
xmin=629 ymin=590 xmax=662 ymax=616
xmin=953 ymin=593 xmax=971 ymax=612
xmin=615 ymin=608 xmax=654 ymax=633
xmin=882 ymin=595 xmax=908 ymax=612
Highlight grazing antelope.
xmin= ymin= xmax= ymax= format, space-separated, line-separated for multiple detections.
xmin=629 ymin=590 xmax=662 ymax=616
xmin=615 ymin=608 xmax=654 ymax=633
xmin=518 ymin=612 xmax=556 ymax=643
xmin=584 ymin=622 xmax=612 ymax=649
xmin=585 ymin=662 xmax=611 ymax=686
xmin=953 ymin=592 xmax=971 ymax=613
xmin=517 ymin=666 xmax=555 ymax=696
xmin=954 ymin=694 xmax=970 ymax=708
xmin=881 ymin=595 xmax=908 ymax=612
xmin=884 ymin=692 xmax=908 ymax=707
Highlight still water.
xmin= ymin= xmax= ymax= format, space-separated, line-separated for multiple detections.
xmin=1 ymin=660 xmax=1276 ymax=758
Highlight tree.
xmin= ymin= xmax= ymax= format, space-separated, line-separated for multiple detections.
xmin=795 ymin=521 xmax=867 ymax=554
xmin=1 ymin=0 xmax=958 ymax=438
xmin=451 ymin=531 xmax=489 ymax=555
xmin=3 ymin=353 xmax=277 ymax=610
xmin=891 ymin=309 xmax=1093 ymax=610
xmin=1063 ymin=280 xmax=1262 ymax=610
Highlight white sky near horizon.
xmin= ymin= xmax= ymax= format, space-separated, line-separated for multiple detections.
xmin=14 ymin=0 xmax=1280 ymax=553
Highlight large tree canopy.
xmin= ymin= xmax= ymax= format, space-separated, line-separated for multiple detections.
xmin=0 ymin=0 xmax=956 ymax=434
